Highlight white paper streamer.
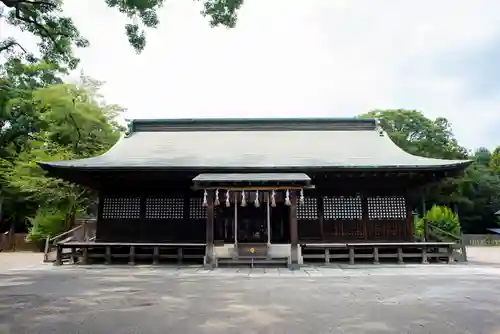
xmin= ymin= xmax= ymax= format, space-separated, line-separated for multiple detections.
xmin=285 ymin=189 xmax=291 ymax=206
xmin=202 ymin=189 xmax=208 ymax=207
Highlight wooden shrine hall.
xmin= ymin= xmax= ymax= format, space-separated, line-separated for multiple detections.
xmin=39 ymin=118 xmax=471 ymax=267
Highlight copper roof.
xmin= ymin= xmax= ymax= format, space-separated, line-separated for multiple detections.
xmin=38 ymin=118 xmax=471 ymax=171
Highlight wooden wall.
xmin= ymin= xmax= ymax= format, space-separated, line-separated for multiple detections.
xmin=94 ymin=171 xmax=420 ymax=243
xmin=96 ymin=190 xmax=414 ymax=243
xmin=297 ymin=191 xmax=413 ymax=242
xmin=96 ymin=193 xmax=207 ymax=242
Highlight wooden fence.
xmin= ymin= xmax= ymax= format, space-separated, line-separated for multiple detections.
xmin=462 ymin=234 xmax=500 ymax=246
xmin=0 ymin=233 xmax=40 ymax=252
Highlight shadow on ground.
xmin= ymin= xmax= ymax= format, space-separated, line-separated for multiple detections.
xmin=0 ymin=265 xmax=499 ymax=333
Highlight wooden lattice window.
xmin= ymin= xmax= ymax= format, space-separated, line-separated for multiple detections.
xmin=145 ymin=197 xmax=184 ymax=219
xmin=323 ymin=196 xmax=362 ymax=220
xmin=189 ymin=198 xmax=207 ymax=219
xmin=367 ymin=196 xmax=407 ymax=220
xmin=101 ymin=197 xmax=141 ymax=219
xmin=297 ymin=197 xmax=318 ymax=220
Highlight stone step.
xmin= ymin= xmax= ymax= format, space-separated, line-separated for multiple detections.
xmin=216 ymin=257 xmax=288 ymax=268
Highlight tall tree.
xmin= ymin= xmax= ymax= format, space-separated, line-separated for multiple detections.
xmin=361 ymin=109 xmax=468 ymax=159
xmin=474 ymin=147 xmax=493 ymax=167
xmin=0 ymin=70 xmax=123 ymax=240
xmin=362 ymin=109 xmax=500 ymax=234
xmin=0 ymin=0 xmax=243 ymax=71
xmin=490 ymin=146 xmax=500 ymax=173
xmin=0 ymin=60 xmax=62 ymax=159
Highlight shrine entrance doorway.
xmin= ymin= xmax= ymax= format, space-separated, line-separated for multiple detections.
xmin=237 ymin=206 xmax=268 ymax=244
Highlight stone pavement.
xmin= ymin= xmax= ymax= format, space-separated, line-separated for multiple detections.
xmin=27 ymin=262 xmax=500 ymax=278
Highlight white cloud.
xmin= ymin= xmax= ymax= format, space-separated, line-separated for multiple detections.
xmin=3 ymin=0 xmax=500 ymax=150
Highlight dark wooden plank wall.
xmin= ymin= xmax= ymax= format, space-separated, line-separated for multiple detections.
xmin=96 ymin=191 xmax=207 ymax=243
xmin=95 ymin=185 xmax=415 ymax=243
xmin=298 ymin=190 xmax=414 ymax=242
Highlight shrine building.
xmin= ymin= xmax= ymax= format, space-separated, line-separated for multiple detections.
xmin=39 ymin=118 xmax=471 ymax=267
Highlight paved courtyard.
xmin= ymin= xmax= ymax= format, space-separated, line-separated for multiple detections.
xmin=0 ymin=260 xmax=500 ymax=334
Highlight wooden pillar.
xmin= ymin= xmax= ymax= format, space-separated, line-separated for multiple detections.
xmin=421 ymin=190 xmax=427 ymax=216
xmin=153 ymin=246 xmax=159 ymax=265
xmin=447 ymin=245 xmax=455 ymax=264
xmin=421 ymin=246 xmax=428 ymax=264
xmin=405 ymin=190 xmax=414 ymax=241
xmin=71 ymin=248 xmax=77 ymax=264
xmin=289 ymin=192 xmax=299 ymax=269
xmin=177 ymin=247 xmax=183 ymax=264
xmin=234 ymin=193 xmax=238 ymax=249
xmin=318 ymin=194 xmax=325 ymax=241
xmin=361 ymin=194 xmax=369 ymax=240
xmin=82 ymin=247 xmax=89 ymax=265
xmin=397 ymin=247 xmax=404 ymax=264
xmin=105 ymin=246 xmax=111 ymax=265
xmin=128 ymin=245 xmax=135 ymax=265
xmin=55 ymin=244 xmax=62 ymax=266
xmin=205 ymin=191 xmax=214 ymax=268
xmin=373 ymin=247 xmax=380 ymax=264
xmin=266 ymin=192 xmax=271 ymax=246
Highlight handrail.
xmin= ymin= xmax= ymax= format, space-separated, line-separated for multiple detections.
xmin=49 ymin=224 xmax=84 ymax=242
xmin=428 ymin=223 xmax=461 ymax=241
xmin=43 ymin=220 xmax=97 ymax=263
xmin=424 ymin=220 xmax=467 ymax=262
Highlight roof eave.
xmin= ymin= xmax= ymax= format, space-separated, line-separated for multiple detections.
xmin=37 ymin=161 xmax=473 ymax=173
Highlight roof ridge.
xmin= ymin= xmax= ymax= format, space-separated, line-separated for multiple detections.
xmin=129 ymin=117 xmax=377 ymax=133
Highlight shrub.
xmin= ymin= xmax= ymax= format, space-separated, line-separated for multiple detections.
xmin=415 ymin=205 xmax=461 ymax=238
xmin=26 ymin=207 xmax=66 ymax=242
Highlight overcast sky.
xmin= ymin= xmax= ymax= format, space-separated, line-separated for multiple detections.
xmin=3 ymin=0 xmax=500 ymax=150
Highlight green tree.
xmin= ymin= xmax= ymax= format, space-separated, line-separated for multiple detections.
xmin=474 ymin=147 xmax=492 ymax=167
xmin=361 ymin=109 xmax=468 ymax=159
xmin=0 ymin=60 xmax=62 ymax=159
xmin=490 ymin=146 xmax=500 ymax=172
xmin=0 ymin=0 xmax=243 ymax=71
xmin=0 ymin=72 xmax=123 ymax=241
xmin=453 ymin=162 xmax=500 ymax=233
xmin=360 ymin=109 xmax=500 ymax=234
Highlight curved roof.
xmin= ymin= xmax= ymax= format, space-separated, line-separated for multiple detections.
xmin=38 ymin=118 xmax=471 ymax=171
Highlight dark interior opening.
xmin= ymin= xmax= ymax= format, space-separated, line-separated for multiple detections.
xmin=270 ymin=204 xmax=291 ymax=244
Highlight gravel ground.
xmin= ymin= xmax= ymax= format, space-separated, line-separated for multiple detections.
xmin=466 ymin=246 xmax=500 ymax=265
xmin=0 ymin=248 xmax=499 ymax=333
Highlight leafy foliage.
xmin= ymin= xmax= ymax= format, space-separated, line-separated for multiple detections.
xmin=1 ymin=0 xmax=243 ymax=71
xmin=0 ymin=62 xmax=123 ymax=241
xmin=415 ymin=205 xmax=461 ymax=237
xmin=361 ymin=109 xmax=467 ymax=159
xmin=455 ymin=150 xmax=500 ymax=233
xmin=1 ymin=0 xmax=89 ymax=73
xmin=490 ymin=146 xmax=500 ymax=173
xmin=365 ymin=109 xmax=500 ymax=234
xmin=26 ymin=206 xmax=66 ymax=242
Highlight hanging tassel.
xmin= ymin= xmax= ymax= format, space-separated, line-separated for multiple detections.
xmin=254 ymin=190 xmax=260 ymax=207
xmin=271 ymin=190 xmax=276 ymax=207
xmin=225 ymin=190 xmax=231 ymax=207
xmin=202 ymin=189 xmax=208 ymax=207
xmin=241 ymin=191 xmax=247 ymax=207
xmin=299 ymin=189 xmax=305 ymax=205
xmin=285 ymin=189 xmax=291 ymax=206
xmin=214 ymin=189 xmax=220 ymax=206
